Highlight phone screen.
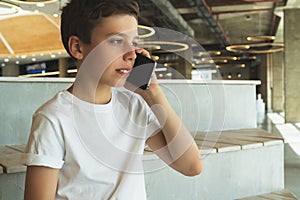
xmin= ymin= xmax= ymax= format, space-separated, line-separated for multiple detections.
xmin=126 ymin=53 xmax=157 ymax=90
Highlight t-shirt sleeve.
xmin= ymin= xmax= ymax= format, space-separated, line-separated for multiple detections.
xmin=23 ymin=113 xmax=65 ymax=169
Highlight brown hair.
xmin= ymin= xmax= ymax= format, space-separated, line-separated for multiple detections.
xmin=61 ymin=0 xmax=139 ymax=57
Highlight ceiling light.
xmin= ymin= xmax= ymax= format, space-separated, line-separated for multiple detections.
xmin=32 ymin=58 xmax=37 ymax=62
xmin=138 ymin=41 xmax=189 ymax=53
xmin=0 ymin=2 xmax=21 ymax=16
xmin=36 ymin=3 xmax=45 ymax=7
xmin=138 ymin=44 xmax=161 ymax=51
xmin=9 ymin=0 xmax=58 ymax=5
xmin=1 ymin=63 xmax=5 ymax=67
xmin=247 ymin=35 xmax=276 ymax=42
xmin=151 ymin=55 xmax=159 ymax=61
xmin=15 ymin=61 xmax=20 ymax=64
xmin=50 ymin=54 xmax=56 ymax=58
xmin=67 ymin=69 xmax=77 ymax=73
xmin=53 ymin=13 xmax=59 ymax=18
xmin=138 ymin=25 xmax=155 ymax=39
xmin=208 ymin=51 xmax=221 ymax=56
xmin=155 ymin=68 xmax=167 ymax=72
xmin=21 ymin=55 xmax=27 ymax=59
xmin=4 ymin=58 xmax=9 ymax=62
xmin=226 ymin=43 xmax=283 ymax=54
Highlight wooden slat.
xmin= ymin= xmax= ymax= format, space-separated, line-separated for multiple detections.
xmin=196 ymin=140 xmax=241 ymax=153
xmin=237 ymin=197 xmax=269 ymax=200
xmin=258 ymin=193 xmax=295 ymax=200
xmin=0 ymin=146 xmax=26 ymax=173
xmin=228 ymin=128 xmax=284 ymax=140
xmin=195 ymin=133 xmax=263 ymax=150
xmin=0 ymin=146 xmax=20 ymax=155
xmin=237 ymin=190 xmax=298 ymax=200
xmin=194 ymin=128 xmax=283 ymax=153
xmin=6 ymin=144 xmax=26 ymax=153
xmin=145 ymin=128 xmax=283 ymax=156
xmin=199 ymin=147 xmax=217 ymax=154
xmin=0 ymin=154 xmax=26 ymax=173
xmin=271 ymin=190 xmax=298 ymax=199
xmin=222 ymin=133 xmax=283 ymax=146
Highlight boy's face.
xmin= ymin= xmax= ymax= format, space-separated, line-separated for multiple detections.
xmin=77 ymin=14 xmax=139 ymax=88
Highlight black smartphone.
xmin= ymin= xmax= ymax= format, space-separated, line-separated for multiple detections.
xmin=126 ymin=53 xmax=157 ymax=90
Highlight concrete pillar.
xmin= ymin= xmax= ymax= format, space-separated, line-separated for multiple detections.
xmin=257 ymin=54 xmax=267 ymax=111
xmin=58 ymin=58 xmax=68 ymax=77
xmin=173 ymin=49 xmax=193 ymax=79
xmin=271 ymin=51 xmax=284 ymax=112
xmin=2 ymin=63 xmax=19 ymax=77
xmin=257 ymin=54 xmax=273 ymax=112
xmin=284 ymin=9 xmax=300 ymax=122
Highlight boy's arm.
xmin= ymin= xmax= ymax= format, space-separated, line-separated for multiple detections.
xmin=142 ymin=82 xmax=203 ymax=176
xmin=24 ymin=166 xmax=59 ymax=200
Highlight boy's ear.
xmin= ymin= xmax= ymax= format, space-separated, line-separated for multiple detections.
xmin=68 ymin=36 xmax=83 ymax=60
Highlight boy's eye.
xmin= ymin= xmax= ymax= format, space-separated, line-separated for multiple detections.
xmin=110 ymin=39 xmax=123 ymax=44
xmin=132 ymin=41 xmax=138 ymax=47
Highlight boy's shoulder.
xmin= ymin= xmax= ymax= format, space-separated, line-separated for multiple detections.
xmin=34 ymin=90 xmax=71 ymax=117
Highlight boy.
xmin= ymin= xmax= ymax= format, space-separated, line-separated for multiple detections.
xmin=24 ymin=0 xmax=203 ymax=199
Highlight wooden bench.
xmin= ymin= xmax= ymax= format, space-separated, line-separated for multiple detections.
xmin=144 ymin=128 xmax=286 ymax=200
xmin=145 ymin=128 xmax=284 ymax=156
xmin=0 ymin=128 xmax=286 ymax=200
xmin=0 ymin=145 xmax=26 ymax=173
xmin=0 ymin=144 xmax=26 ymax=200
xmin=194 ymin=128 xmax=284 ymax=153
xmin=236 ymin=189 xmax=298 ymax=200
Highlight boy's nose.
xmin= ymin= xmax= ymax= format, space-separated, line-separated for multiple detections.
xmin=123 ymin=49 xmax=137 ymax=62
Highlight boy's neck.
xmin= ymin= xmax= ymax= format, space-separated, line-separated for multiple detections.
xmin=68 ymin=83 xmax=112 ymax=105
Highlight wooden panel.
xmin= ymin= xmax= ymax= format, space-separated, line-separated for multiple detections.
xmin=195 ymin=139 xmax=241 ymax=153
xmin=0 ymin=146 xmax=26 ymax=173
xmin=193 ymin=128 xmax=284 ymax=153
xmin=237 ymin=189 xmax=298 ymax=200
xmin=6 ymin=144 xmax=26 ymax=153
xmin=0 ymin=14 xmax=65 ymax=55
xmin=144 ymin=128 xmax=283 ymax=156
xmin=0 ymin=146 xmax=19 ymax=155
xmin=195 ymin=132 xmax=263 ymax=150
xmin=0 ymin=39 xmax=10 ymax=55
xmin=0 ymin=154 xmax=26 ymax=173
xmin=271 ymin=190 xmax=298 ymax=198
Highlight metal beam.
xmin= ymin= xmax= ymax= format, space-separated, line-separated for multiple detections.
xmin=188 ymin=0 xmax=230 ymax=47
xmin=148 ymin=0 xmax=195 ymax=37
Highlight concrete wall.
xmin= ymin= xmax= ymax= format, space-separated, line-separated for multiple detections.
xmin=144 ymin=144 xmax=284 ymax=200
xmin=0 ymin=78 xmax=259 ymax=146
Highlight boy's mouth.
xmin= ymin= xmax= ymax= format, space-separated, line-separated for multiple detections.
xmin=116 ymin=68 xmax=132 ymax=76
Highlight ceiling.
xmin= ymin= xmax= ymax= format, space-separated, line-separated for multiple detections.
xmin=0 ymin=0 xmax=299 ymax=69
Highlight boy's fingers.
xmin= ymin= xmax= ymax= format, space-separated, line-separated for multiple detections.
xmin=135 ymin=48 xmax=150 ymax=58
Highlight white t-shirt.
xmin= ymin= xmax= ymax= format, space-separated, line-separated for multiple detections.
xmin=24 ymin=88 xmax=161 ymax=200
